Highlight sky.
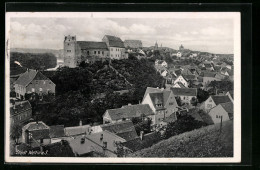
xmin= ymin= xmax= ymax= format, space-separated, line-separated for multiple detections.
xmin=9 ymin=17 xmax=234 ymax=54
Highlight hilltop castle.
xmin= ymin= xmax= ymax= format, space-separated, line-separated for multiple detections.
xmin=64 ymin=35 xmax=128 ymax=68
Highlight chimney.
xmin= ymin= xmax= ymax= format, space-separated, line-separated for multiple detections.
xmin=140 ymin=131 xmax=144 ymax=141
xmin=100 ymin=134 xmax=103 ymax=141
xmin=79 ymin=120 xmax=82 ymax=126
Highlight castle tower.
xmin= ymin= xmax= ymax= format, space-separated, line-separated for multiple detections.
xmin=64 ymin=35 xmax=79 ymax=68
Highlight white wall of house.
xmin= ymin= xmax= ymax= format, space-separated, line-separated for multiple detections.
xmin=208 ymin=105 xmax=230 ymax=124
xmin=204 ymin=96 xmax=217 ymax=112
xmin=174 ymin=76 xmax=189 ymax=88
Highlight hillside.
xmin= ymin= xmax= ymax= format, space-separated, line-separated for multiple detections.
xmin=130 ymin=120 xmax=233 ymax=157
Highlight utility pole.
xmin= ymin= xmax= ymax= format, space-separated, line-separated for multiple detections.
xmin=220 ymin=115 xmax=223 ymax=133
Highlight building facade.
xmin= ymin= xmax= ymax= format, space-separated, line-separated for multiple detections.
xmin=14 ymin=69 xmax=55 ymax=99
xmin=10 ymin=100 xmax=32 ymax=125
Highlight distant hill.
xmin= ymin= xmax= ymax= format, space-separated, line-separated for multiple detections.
xmin=130 ymin=120 xmax=233 ymax=157
xmin=11 ymin=48 xmax=64 ymax=59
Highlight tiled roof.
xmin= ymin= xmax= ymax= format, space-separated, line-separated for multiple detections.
xmin=171 ymin=87 xmax=197 ymax=96
xmin=105 ymin=104 xmax=154 ymax=121
xmin=124 ymin=40 xmax=142 ymax=48
xmin=220 ymin=102 xmax=233 ymax=114
xmin=10 ymin=100 xmax=32 ymax=116
xmin=101 ymin=120 xmax=139 ymax=141
xmin=103 ymin=35 xmax=125 ymax=48
xmin=14 ymin=70 xmax=50 ymax=87
xmin=143 ymin=87 xmax=163 ymax=99
xmin=49 ymin=125 xmax=65 ymax=138
xmin=23 ymin=121 xmax=50 ymax=131
xmin=22 ymin=121 xmax=50 ymax=140
xmin=204 ymin=63 xmax=213 ymax=68
xmin=201 ymin=71 xmax=216 ymax=78
xmin=64 ymin=125 xmax=91 ymax=137
xmin=183 ymin=74 xmax=197 ymax=80
xmin=176 ymin=82 xmax=186 ymax=88
xmin=122 ymin=132 xmax=161 ymax=152
xmin=211 ymin=95 xmax=231 ymax=105
xmin=77 ymin=41 xmax=108 ymax=50
xmin=68 ymin=130 xmax=126 ymax=156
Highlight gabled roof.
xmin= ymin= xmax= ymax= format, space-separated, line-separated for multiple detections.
xmin=210 ymin=95 xmax=231 ymax=105
xmin=103 ymin=35 xmax=125 ymax=48
xmin=105 ymin=104 xmax=154 ymax=121
xmin=77 ymin=41 xmax=108 ymax=50
xmin=49 ymin=125 xmax=65 ymax=138
xmin=176 ymin=82 xmax=186 ymax=88
xmin=14 ymin=69 xmax=51 ymax=87
xmin=220 ymin=102 xmax=233 ymax=113
xmin=100 ymin=120 xmax=139 ymax=141
xmin=10 ymin=100 xmax=32 ymax=116
xmin=64 ymin=125 xmax=91 ymax=137
xmin=204 ymin=63 xmax=213 ymax=68
xmin=227 ymin=90 xmax=234 ymax=99
xmin=171 ymin=87 xmax=197 ymax=96
xmin=22 ymin=121 xmax=50 ymax=131
xmin=183 ymin=74 xmax=197 ymax=80
xmin=201 ymin=71 xmax=216 ymax=78
xmin=143 ymin=87 xmax=163 ymax=99
xmin=124 ymin=40 xmax=142 ymax=48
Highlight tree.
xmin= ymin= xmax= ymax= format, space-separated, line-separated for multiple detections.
xmin=10 ymin=123 xmax=22 ymax=144
xmin=197 ymin=88 xmax=209 ymax=103
xmin=190 ymin=97 xmax=198 ymax=106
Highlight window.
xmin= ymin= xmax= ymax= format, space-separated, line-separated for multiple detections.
xmin=49 ymin=82 xmax=52 ymax=84
xmin=40 ymin=139 xmax=43 ymax=144
xmin=32 ymin=88 xmax=35 ymax=92
xmin=87 ymin=51 xmax=90 ymax=55
xmin=94 ymin=51 xmax=96 ymax=54
xmin=102 ymin=51 xmax=104 ymax=55
xmin=111 ymin=48 xmax=113 ymax=51
xmin=216 ymin=115 xmax=218 ymax=118
xmin=43 ymin=81 xmax=45 ymax=84
xmin=98 ymin=51 xmax=100 ymax=54
xmin=67 ymin=43 xmax=70 ymax=46
xmin=35 ymin=81 xmax=38 ymax=84
xmin=207 ymin=104 xmax=212 ymax=108
xmin=39 ymin=88 xmax=42 ymax=92
xmin=67 ymin=50 xmax=71 ymax=52
xmin=169 ymin=102 xmax=174 ymax=105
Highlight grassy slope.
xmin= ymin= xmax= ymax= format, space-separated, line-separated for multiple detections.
xmin=130 ymin=120 xmax=233 ymax=157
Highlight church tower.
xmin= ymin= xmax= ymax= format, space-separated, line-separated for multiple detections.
xmin=179 ymin=44 xmax=184 ymax=51
xmin=154 ymin=41 xmax=158 ymax=50
xmin=64 ymin=35 xmax=79 ymax=68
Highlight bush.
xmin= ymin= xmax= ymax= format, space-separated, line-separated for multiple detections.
xmin=164 ymin=115 xmax=207 ymax=139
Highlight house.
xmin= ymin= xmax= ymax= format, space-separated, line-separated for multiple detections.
xmin=142 ymin=87 xmax=178 ymax=126
xmin=204 ymin=63 xmax=215 ymax=71
xmin=14 ymin=69 xmax=56 ymax=99
xmin=220 ymin=67 xmax=233 ymax=76
xmin=173 ymin=75 xmax=189 ymax=88
xmin=226 ymin=90 xmax=234 ymax=102
xmin=10 ymin=100 xmax=32 ymax=125
xmin=155 ymin=59 xmax=168 ymax=68
xmin=102 ymin=35 xmax=127 ymax=60
xmin=176 ymin=52 xmax=182 ymax=58
xmin=68 ymin=130 xmax=127 ymax=157
xmin=160 ymin=69 xmax=168 ymax=77
xmin=100 ymin=120 xmax=139 ymax=142
xmin=200 ymin=71 xmax=221 ymax=86
xmin=172 ymin=82 xmax=186 ymax=88
xmin=22 ymin=121 xmax=51 ymax=148
xmin=208 ymin=102 xmax=233 ymax=124
xmin=124 ymin=40 xmax=143 ymax=49
xmin=102 ymin=104 xmax=154 ymax=124
xmin=204 ymin=95 xmax=232 ymax=112
xmin=64 ymin=124 xmax=91 ymax=137
xmin=49 ymin=125 xmax=65 ymax=144
xmin=171 ymin=88 xmax=197 ymax=105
